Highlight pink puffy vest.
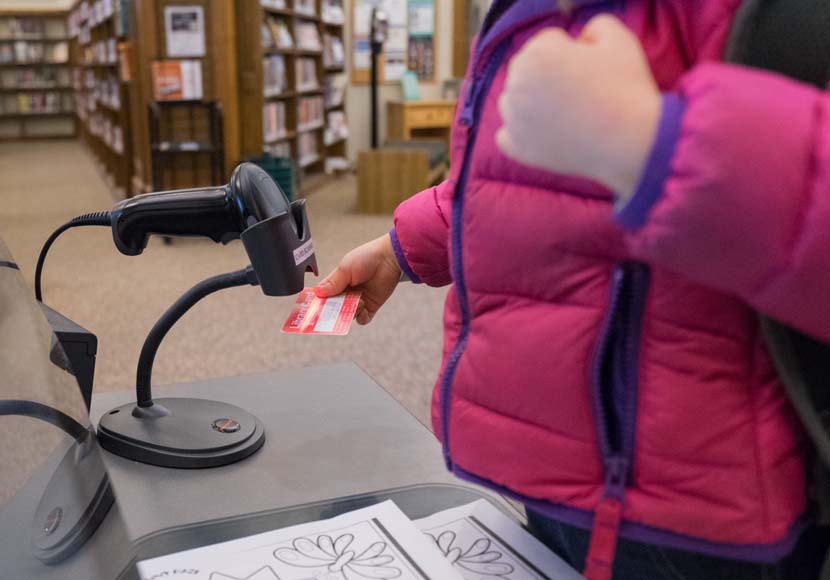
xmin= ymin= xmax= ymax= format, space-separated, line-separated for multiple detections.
xmin=392 ymin=0 xmax=807 ymax=572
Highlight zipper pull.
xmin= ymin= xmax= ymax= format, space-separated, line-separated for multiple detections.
xmin=604 ymin=456 xmax=629 ymax=497
xmin=583 ymin=456 xmax=629 ymax=580
xmin=583 ymin=497 xmax=623 ymax=580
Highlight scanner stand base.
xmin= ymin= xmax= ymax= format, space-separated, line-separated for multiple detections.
xmin=97 ymin=398 xmax=265 ymax=469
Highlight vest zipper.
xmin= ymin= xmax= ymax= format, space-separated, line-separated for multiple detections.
xmin=440 ymin=41 xmax=511 ymax=468
xmin=585 ymin=262 xmax=650 ymax=580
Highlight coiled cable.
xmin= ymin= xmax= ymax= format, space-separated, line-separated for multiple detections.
xmin=35 ymin=211 xmax=111 ymax=302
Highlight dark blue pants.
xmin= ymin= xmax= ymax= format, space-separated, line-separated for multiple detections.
xmin=527 ymin=511 xmax=829 ymax=580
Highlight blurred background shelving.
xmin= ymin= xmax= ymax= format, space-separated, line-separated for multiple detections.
xmin=237 ymin=0 xmax=348 ymax=180
xmin=0 ymin=10 xmax=75 ymax=141
xmin=68 ymin=0 xmax=132 ymax=196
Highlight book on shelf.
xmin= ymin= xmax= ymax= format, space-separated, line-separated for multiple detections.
xmin=294 ymin=0 xmax=317 ymax=17
xmin=265 ymin=142 xmax=292 ymax=159
xmin=298 ymin=131 xmax=319 ymax=166
xmin=323 ymin=33 xmax=344 ymax=69
xmin=260 ymin=0 xmax=288 ymax=9
xmin=0 ymin=45 xmax=14 ymax=64
xmin=114 ymin=0 xmax=130 ymax=37
xmin=263 ymin=54 xmax=287 ymax=96
xmin=1 ymin=41 xmax=69 ymax=64
xmin=1 ymin=67 xmax=70 ymax=90
xmin=294 ymin=21 xmax=321 ymax=52
xmin=295 ymin=57 xmax=318 ymax=92
xmin=324 ymin=110 xmax=348 ymax=145
xmin=93 ymin=75 xmax=121 ymax=110
xmin=263 ymin=101 xmax=287 ymax=142
xmin=323 ymin=73 xmax=346 ymax=109
xmin=1 ymin=91 xmax=73 ymax=115
xmin=321 ymin=0 xmax=345 ymax=25
xmin=298 ymin=95 xmax=323 ymax=131
xmin=325 ymin=156 xmax=350 ymax=174
xmin=113 ymin=125 xmax=124 ymax=154
xmin=0 ymin=17 xmax=46 ymax=40
xmin=151 ymin=60 xmax=203 ymax=101
xmin=263 ymin=16 xmax=294 ymax=50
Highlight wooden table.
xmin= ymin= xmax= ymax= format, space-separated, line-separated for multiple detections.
xmin=387 ymin=100 xmax=456 ymax=145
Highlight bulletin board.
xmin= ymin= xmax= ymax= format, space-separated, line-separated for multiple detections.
xmin=351 ymin=0 xmax=436 ymax=85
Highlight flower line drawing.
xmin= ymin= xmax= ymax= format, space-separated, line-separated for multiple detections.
xmin=429 ymin=531 xmax=515 ymax=579
xmin=274 ymin=533 xmax=403 ymax=579
xmin=210 ymin=565 xmax=282 ymax=580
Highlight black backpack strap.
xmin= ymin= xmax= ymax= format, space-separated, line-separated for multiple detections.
xmin=725 ymin=1 xmax=830 ymax=576
xmin=725 ymin=0 xmax=830 ymax=86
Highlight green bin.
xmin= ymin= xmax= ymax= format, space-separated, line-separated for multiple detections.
xmin=245 ymin=154 xmax=298 ymax=201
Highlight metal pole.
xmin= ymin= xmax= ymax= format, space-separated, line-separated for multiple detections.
xmin=370 ymin=8 xmax=379 ymax=149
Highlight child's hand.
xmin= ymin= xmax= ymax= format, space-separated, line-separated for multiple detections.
xmin=314 ymin=234 xmax=401 ymax=325
xmin=497 ymin=14 xmax=661 ymax=200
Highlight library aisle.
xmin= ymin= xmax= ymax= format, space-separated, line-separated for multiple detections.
xmin=0 ymin=139 xmax=447 ymax=426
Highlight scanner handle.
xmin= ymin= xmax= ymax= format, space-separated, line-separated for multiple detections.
xmin=111 ymin=187 xmax=246 ymax=256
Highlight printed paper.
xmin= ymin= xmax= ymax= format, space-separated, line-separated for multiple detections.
xmin=417 ymin=501 xmax=585 ymax=580
xmin=136 ymin=501 xmax=463 ymax=580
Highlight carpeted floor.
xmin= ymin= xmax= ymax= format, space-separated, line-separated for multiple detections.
xmin=0 ymin=140 xmax=448 ymax=428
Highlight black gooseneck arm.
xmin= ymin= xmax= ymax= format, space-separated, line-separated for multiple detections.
xmin=134 ymin=266 xmax=260 ymax=412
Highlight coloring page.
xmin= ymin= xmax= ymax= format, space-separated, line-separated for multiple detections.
xmin=416 ymin=501 xmax=584 ymax=580
xmin=136 ymin=501 xmax=463 ymax=580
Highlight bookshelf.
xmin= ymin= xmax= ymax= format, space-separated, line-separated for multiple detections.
xmin=68 ymin=0 xmax=132 ymax=196
xmin=237 ymin=0 xmax=348 ymax=179
xmin=0 ymin=11 xmax=75 ymax=141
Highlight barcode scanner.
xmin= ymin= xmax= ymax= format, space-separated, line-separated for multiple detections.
xmin=36 ymin=163 xmax=318 ymax=468
xmin=110 ymin=162 xmax=318 ymax=294
xmin=36 ymin=163 xmax=317 ymax=302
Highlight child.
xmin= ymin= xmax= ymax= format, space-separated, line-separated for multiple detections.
xmin=316 ymin=2 xmax=830 ymax=578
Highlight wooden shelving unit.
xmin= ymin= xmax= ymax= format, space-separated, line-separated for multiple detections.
xmin=237 ymin=0 xmax=347 ymax=180
xmin=68 ymin=0 xmax=132 ymax=197
xmin=0 ymin=10 xmax=76 ymax=141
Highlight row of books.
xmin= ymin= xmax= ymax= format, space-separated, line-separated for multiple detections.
xmin=1 ymin=68 xmax=70 ymax=90
xmin=298 ymin=95 xmax=324 ymax=131
xmin=263 ymin=101 xmax=287 ymax=143
xmin=322 ymin=0 xmax=345 ymax=25
xmin=262 ymin=17 xmax=294 ymax=50
xmin=323 ymin=34 xmax=344 ymax=69
xmin=83 ymin=111 xmax=125 ymax=154
xmin=263 ymin=55 xmax=287 ymax=97
xmin=69 ymin=0 xmax=130 ymax=43
xmin=0 ymin=92 xmax=73 ymax=115
xmin=0 ymin=41 xmax=69 ymax=65
xmin=0 ymin=17 xmax=66 ymax=41
xmin=294 ymin=0 xmax=316 ymax=18
xmin=260 ymin=0 xmax=288 ymax=10
xmin=259 ymin=0 xmax=342 ymax=23
xmin=298 ymin=131 xmax=319 ymax=167
xmin=90 ymin=75 xmax=121 ymax=111
xmin=296 ymin=57 xmax=318 ymax=92
xmin=324 ymin=110 xmax=348 ymax=146
xmin=263 ymin=103 xmax=348 ymax=143
xmin=295 ymin=21 xmax=322 ymax=52
xmin=261 ymin=18 xmax=323 ymax=53
xmin=81 ymin=39 xmax=118 ymax=65
xmin=265 ymin=141 xmax=292 ymax=159
xmin=323 ymin=74 xmax=346 ymax=109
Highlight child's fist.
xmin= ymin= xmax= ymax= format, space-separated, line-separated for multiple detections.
xmin=497 ymin=14 xmax=661 ymax=200
xmin=314 ymin=234 xmax=401 ymax=325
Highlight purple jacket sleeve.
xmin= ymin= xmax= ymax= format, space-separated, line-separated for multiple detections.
xmin=391 ymin=179 xmax=455 ymax=287
xmin=621 ymin=62 xmax=830 ymax=341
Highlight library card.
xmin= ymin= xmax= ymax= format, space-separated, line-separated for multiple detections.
xmin=282 ymin=289 xmax=361 ymax=335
